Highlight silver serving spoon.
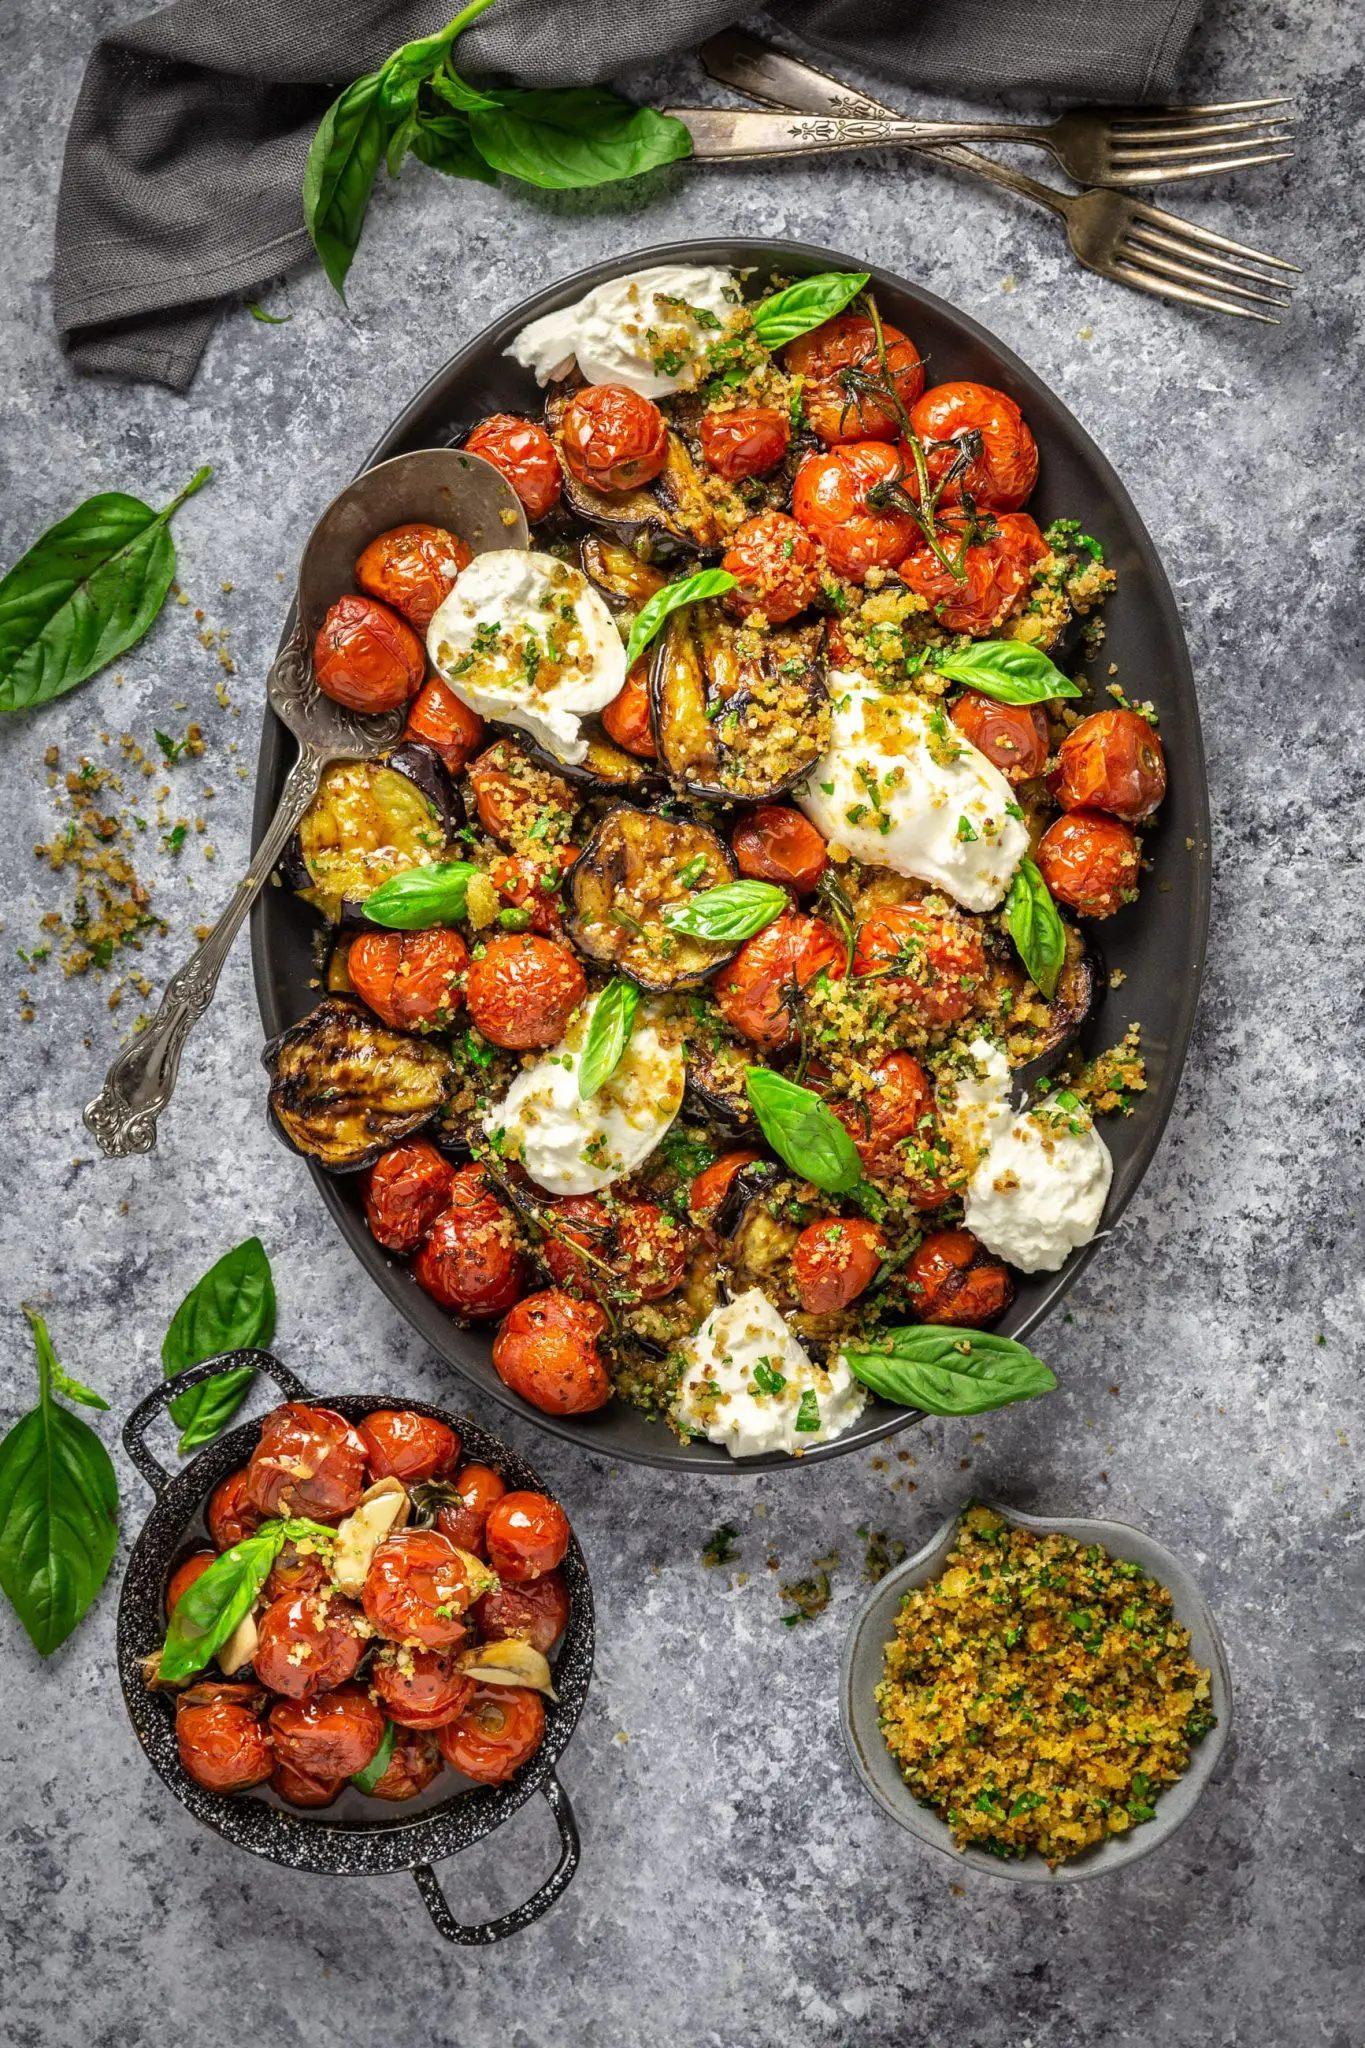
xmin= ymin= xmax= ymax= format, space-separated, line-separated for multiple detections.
xmin=84 ymin=448 xmax=529 ymax=1159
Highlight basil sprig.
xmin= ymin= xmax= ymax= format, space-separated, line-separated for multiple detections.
xmin=665 ymin=879 xmax=787 ymax=944
xmin=577 ymin=979 xmax=640 ymax=1099
xmin=750 ymin=270 xmax=870 ymax=349
xmin=840 ymin=1327 xmax=1057 ymax=1416
xmin=0 ymin=1311 xmax=119 ymax=1656
xmin=163 ymin=1238 xmax=277 ymax=1454
xmin=744 ymin=1071 xmax=862 ymax=1194
xmin=159 ymin=1516 xmax=336 ymax=1685
xmin=1006 ymin=856 xmax=1066 ymax=1000
xmin=0 ymin=467 xmax=212 ymax=714
xmin=364 ymin=860 xmax=481 ymax=929
xmin=935 ymin=640 xmax=1081 ymax=704
xmin=623 ymin=568 xmax=737 ymax=672
xmin=469 ymin=90 xmax=694 ymax=191
xmin=351 ymin=1719 xmax=398 ymax=1793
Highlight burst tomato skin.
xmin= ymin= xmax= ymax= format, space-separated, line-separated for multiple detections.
xmin=700 ymin=405 xmax=791 ymax=479
xmin=1036 ymin=810 xmax=1141 ymax=918
xmin=176 ymin=1684 xmax=274 ymax=1793
xmin=898 ymin=511 xmax=1049 ymax=636
xmin=688 ymin=1149 xmax=762 ymax=1226
xmin=465 ymin=414 xmax=562 ymax=519
xmin=370 ymin=1644 xmax=477 ymax=1729
xmin=492 ymin=1291 xmax=612 ymax=1415
xmin=830 ymin=1051 xmax=952 ymax=1204
xmin=950 ymin=691 xmax=1050 ymax=783
xmin=490 ymin=846 xmax=578 ymax=938
xmin=265 ymin=1540 xmax=332 ymax=1603
xmin=314 ymin=595 xmax=426 ymax=714
xmin=271 ymin=1760 xmax=344 ymax=1807
xmin=362 ymin=1140 xmax=455 ymax=1255
xmin=437 ymin=1685 xmax=546 ymax=1784
xmin=252 ymin=1590 xmax=365 ymax=1699
xmin=731 ymin=806 xmax=828 ymax=892
xmin=473 ymin=1569 xmax=570 ymax=1653
xmin=1052 ymin=708 xmax=1167 ymax=822
xmin=909 ymin=382 xmax=1039 ymax=510
xmin=245 ymin=1404 xmax=368 ymax=1523
xmin=600 ymin=658 xmax=657 ymax=756
xmin=485 ymin=1490 xmax=571 ymax=1584
xmin=851 ymin=905 xmax=988 ymax=1029
xmin=354 ymin=523 xmax=472 ymax=630
xmin=359 ymin=1408 xmax=461 ymax=1485
xmin=412 ymin=1164 xmax=528 ymax=1320
xmin=464 ymin=932 xmax=587 ymax=1050
xmin=435 ymin=1462 xmax=507 ymax=1554
xmin=792 ymin=442 xmax=919 ymax=582
xmin=207 ymin=1469 xmax=262 ymax=1551
xmin=792 ymin=1217 xmax=886 ymax=1312
xmin=268 ymin=1684 xmax=385 ymax=1781
xmin=785 ymin=315 xmax=924 ymax=444
xmin=166 ymin=1550 xmax=215 ymax=1618
xmin=370 ymin=1726 xmax=443 ymax=1800
xmin=347 ymin=927 xmax=468 ymax=1031
xmin=720 ymin=511 xmax=822 ymax=624
xmin=539 ymin=1195 xmax=689 ymax=1303
xmin=904 ymin=1227 xmax=1014 ymax=1326
xmin=713 ymin=910 xmax=845 ymax=1050
xmin=561 ymin=384 xmax=669 ymax=493
xmin=363 ymin=1528 xmax=486 ymax=1649
xmin=403 ymin=675 xmax=486 ymax=771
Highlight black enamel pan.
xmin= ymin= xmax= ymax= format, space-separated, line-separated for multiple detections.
xmin=117 ymin=1352 xmax=592 ymax=1943
xmin=250 ymin=236 xmax=1211 ymax=1474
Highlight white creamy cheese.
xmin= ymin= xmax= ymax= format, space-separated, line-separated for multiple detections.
xmin=484 ymin=995 xmax=684 ymax=1196
xmin=797 ymin=672 xmax=1030 ymax=912
xmin=507 ymin=266 xmax=741 ymax=398
xmin=672 ymin=1289 xmax=867 ymax=1459
xmin=936 ymin=1035 xmax=1013 ymax=1174
xmin=964 ymin=1097 xmax=1114 ymax=1273
xmin=426 ymin=550 xmax=624 ymax=765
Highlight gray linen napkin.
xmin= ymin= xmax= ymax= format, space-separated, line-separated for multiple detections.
xmin=53 ymin=0 xmax=1206 ymax=391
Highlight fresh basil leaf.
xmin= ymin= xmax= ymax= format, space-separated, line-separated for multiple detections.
xmin=750 ymin=270 xmax=870 ymax=350
xmin=578 ymin=979 xmax=640 ymax=1100
xmin=841 ymin=1327 xmax=1057 ymax=1416
xmin=245 ymin=301 xmax=292 ymax=324
xmin=304 ymin=70 xmax=395 ymax=300
xmin=163 ymin=1237 xmax=277 ymax=1453
xmin=664 ymin=879 xmax=787 ymax=944
xmin=159 ymin=1523 xmax=286 ymax=1685
xmin=1006 ymin=856 xmax=1066 ymax=1000
xmin=469 ymin=89 xmax=692 ymax=192
xmin=351 ymin=1718 xmax=398 ymax=1793
xmin=379 ymin=0 xmax=496 ymax=108
xmin=744 ymin=1071 xmax=863 ymax=1194
xmin=624 ymin=568 xmax=737 ymax=671
xmin=427 ymin=60 xmax=501 ymax=115
xmin=386 ymin=107 xmax=422 ymax=178
xmin=364 ymin=860 xmax=481 ymax=929
xmin=410 ymin=110 xmax=500 ymax=182
xmin=935 ymin=639 xmax=1081 ymax=704
xmin=0 ymin=468 xmax=211 ymax=715
xmin=0 ymin=1311 xmax=118 ymax=1656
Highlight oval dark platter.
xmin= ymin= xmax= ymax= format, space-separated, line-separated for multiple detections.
xmin=250 ymin=236 xmax=1210 ymax=1474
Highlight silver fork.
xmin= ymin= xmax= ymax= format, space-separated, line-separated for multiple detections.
xmin=694 ymin=31 xmax=1299 ymax=322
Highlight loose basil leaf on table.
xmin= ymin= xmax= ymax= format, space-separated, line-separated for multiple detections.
xmin=665 ymin=879 xmax=787 ymax=944
xmin=934 ymin=639 xmax=1082 ymax=704
xmin=749 ymin=270 xmax=870 ymax=350
xmin=245 ymin=302 xmax=292 ymax=325
xmin=351 ymin=1719 xmax=398 ymax=1793
xmin=0 ymin=1310 xmax=119 ymax=1656
xmin=162 ymin=1237 xmax=277 ymax=1453
xmin=744 ymin=1070 xmax=863 ymax=1195
xmin=468 ymin=90 xmax=693 ymax=191
xmin=623 ymin=567 xmax=738 ymax=671
xmin=841 ymin=1327 xmax=1057 ymax=1416
xmin=578 ymin=978 xmax=640 ymax=1099
xmin=1006 ymin=856 xmax=1067 ymax=1000
xmin=364 ymin=860 xmax=481 ymax=928
xmin=0 ymin=467 xmax=212 ymax=715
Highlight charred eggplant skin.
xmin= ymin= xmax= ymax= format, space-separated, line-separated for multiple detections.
xmin=649 ymin=605 xmax=830 ymax=804
xmin=685 ymin=1035 xmax=759 ymax=1129
xmin=566 ymin=805 xmax=737 ymax=991
xmin=520 ymin=728 xmax=661 ymax=796
xmin=287 ymin=743 xmax=459 ymax=927
xmin=579 ymin=535 xmax=669 ymax=612
xmin=263 ymin=997 xmax=450 ymax=1172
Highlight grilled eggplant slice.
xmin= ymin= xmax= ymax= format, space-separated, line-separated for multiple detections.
xmin=546 ymin=382 xmax=721 ymax=553
xmin=264 ymin=998 xmax=450 ymax=1171
xmin=718 ymin=1161 xmax=801 ymax=1307
xmin=984 ymin=922 xmax=1097 ymax=1067
xmin=685 ymin=1034 xmax=759 ymax=1128
xmin=289 ymin=743 xmax=457 ymax=925
xmin=522 ymin=728 xmax=660 ymax=796
xmin=580 ymin=535 xmax=669 ymax=612
xmin=566 ymin=806 xmax=737 ymax=990
xmin=650 ymin=605 xmax=830 ymax=803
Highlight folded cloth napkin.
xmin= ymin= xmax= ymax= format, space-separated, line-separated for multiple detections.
xmin=53 ymin=0 xmax=1206 ymax=391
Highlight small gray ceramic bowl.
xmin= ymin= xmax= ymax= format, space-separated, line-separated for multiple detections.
xmin=839 ymin=1502 xmax=1232 ymax=1884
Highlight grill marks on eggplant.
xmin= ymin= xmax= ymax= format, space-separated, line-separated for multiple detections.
xmin=579 ymin=535 xmax=669 ymax=613
xmin=566 ymin=807 xmax=737 ymax=990
xmin=265 ymin=998 xmax=450 ymax=1170
xmin=650 ymin=604 xmax=830 ymax=803
xmin=292 ymin=744 xmax=455 ymax=925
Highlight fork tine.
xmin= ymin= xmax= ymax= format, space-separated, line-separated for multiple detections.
xmin=1124 ymin=221 xmax=1299 ymax=289
xmin=1110 ymin=118 xmax=1295 ymax=149
xmin=1120 ymin=97 xmax=1293 ymax=118
xmin=1117 ymin=238 xmax=1292 ymax=306
xmin=1107 ymin=150 xmax=1296 ymax=185
xmin=1109 ymin=259 xmax=1280 ymax=322
xmin=1131 ymin=199 xmax=1302 ymax=271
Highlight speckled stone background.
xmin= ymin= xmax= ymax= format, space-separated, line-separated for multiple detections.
xmin=2 ymin=1 xmax=1362 ymax=2041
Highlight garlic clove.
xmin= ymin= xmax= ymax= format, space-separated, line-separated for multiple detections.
xmin=217 ymin=1608 xmax=259 ymax=1677
xmin=457 ymin=1637 xmax=559 ymax=1700
xmin=331 ymin=1477 xmax=412 ymax=1596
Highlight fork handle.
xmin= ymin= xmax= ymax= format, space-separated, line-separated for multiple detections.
xmin=666 ymin=106 xmax=1043 ymax=157
xmin=82 ymin=743 xmax=325 ymax=1159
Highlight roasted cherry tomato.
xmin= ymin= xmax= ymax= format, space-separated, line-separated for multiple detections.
xmin=360 ymin=1409 xmax=461 ymax=1485
xmin=313 ymin=595 xmax=426 ymax=714
xmin=264 ymin=1538 xmax=332 ymax=1603
xmin=791 ymin=442 xmax=919 ymax=582
xmin=731 ymin=806 xmax=828 ymax=892
xmin=560 ymin=384 xmax=668 ymax=493
xmin=785 ymin=314 xmax=924 ymax=444
xmin=465 ymin=414 xmax=562 ymax=520
xmin=898 ymin=511 xmax=1049 ymax=635
xmin=492 ymin=1291 xmax=611 ymax=1415
xmin=176 ymin=1683 xmax=274 ymax=1794
xmin=370 ymin=1643 xmax=476 ymax=1729
xmin=464 ymin=932 xmax=587 ymax=1050
xmin=370 ymin=1726 xmax=443 ymax=1801
xmin=904 ymin=1227 xmax=1014 ymax=1326
xmin=721 ymin=510 xmax=823 ymax=624
xmin=852 ymin=905 xmax=988 ymax=1029
xmin=688 ymin=1149 xmax=761 ymax=1226
xmin=700 ymin=404 xmax=791 ymax=480
xmin=831 ymin=1051 xmax=952 ymax=1203
xmin=1052 ymin=708 xmax=1167 ymax=822
xmin=434 ymin=1462 xmax=507 ymax=1554
xmin=403 ymin=674 xmax=486 ymax=772
xmin=909 ymin=382 xmax=1039 ymax=510
xmin=252 ymin=1590 xmax=365 ymax=1699
xmin=473 ymin=1568 xmax=570 ymax=1653
xmin=207 ymin=1468 xmax=262 ymax=1551
xmin=437 ymin=1685 xmax=545 ymax=1785
xmin=714 ymin=910 xmax=845 ymax=1050
xmin=271 ymin=1759 xmax=344 ymax=1808
xmin=490 ymin=847 xmax=578 ymax=937
xmin=363 ymin=1528 xmax=489 ymax=1648
xmin=539 ymin=1195 xmax=689 ymax=1303
xmin=792 ymin=1217 xmax=886 ymax=1313
xmin=347 ymin=927 xmax=468 ymax=1031
xmin=412 ymin=1164 xmax=528 ymax=1319
xmin=600 ymin=657 xmax=657 ymax=757
xmin=244 ymin=1403 xmax=368 ymax=1523
xmin=1036 ymin=810 xmax=1141 ymax=918
xmin=268 ymin=1684 xmax=386 ymax=1781
xmin=354 ymin=523 xmax=472 ymax=630
xmin=950 ymin=691 xmax=1050 ymax=783
xmin=467 ymin=740 xmax=577 ymax=849
xmin=362 ymin=1139 xmax=455 ymax=1255
xmin=166 ymin=1549 xmax=215 ymax=1618
xmin=485 ymin=1490 xmax=570 ymax=1584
